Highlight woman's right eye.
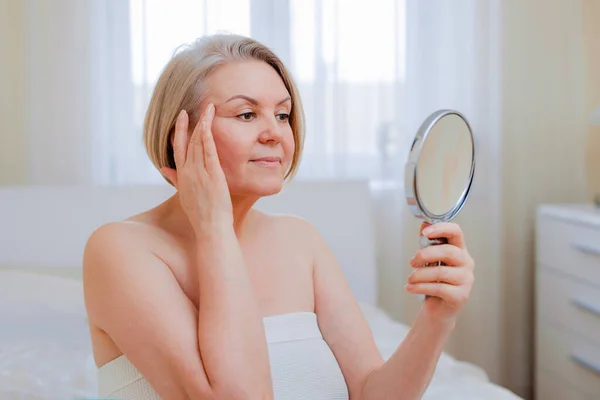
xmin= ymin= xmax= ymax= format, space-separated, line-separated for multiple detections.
xmin=237 ymin=112 xmax=256 ymax=121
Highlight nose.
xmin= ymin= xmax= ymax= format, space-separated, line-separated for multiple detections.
xmin=258 ymin=115 xmax=283 ymax=144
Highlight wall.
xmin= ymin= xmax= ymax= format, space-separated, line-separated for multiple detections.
xmin=0 ymin=0 xmax=27 ymax=185
xmin=583 ymin=0 xmax=600 ymax=201
xmin=499 ymin=0 xmax=590 ymax=397
xmin=0 ymin=0 xmax=102 ymax=186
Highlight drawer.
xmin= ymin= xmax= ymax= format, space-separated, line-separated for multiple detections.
xmin=537 ymin=217 xmax=600 ymax=286
xmin=536 ymin=370 xmax=590 ymax=400
xmin=537 ymin=268 xmax=600 ymax=344
xmin=536 ymin=321 xmax=600 ymax=397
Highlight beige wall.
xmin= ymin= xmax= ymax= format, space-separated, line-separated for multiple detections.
xmin=0 ymin=0 xmax=27 ymax=185
xmin=0 ymin=0 xmax=98 ymax=186
xmin=584 ymin=0 xmax=600 ymax=201
xmin=499 ymin=0 xmax=595 ymax=397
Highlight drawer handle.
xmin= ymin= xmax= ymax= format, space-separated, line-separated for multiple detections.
xmin=571 ymin=241 xmax=600 ymax=257
xmin=570 ymin=353 xmax=600 ymax=376
xmin=570 ymin=298 xmax=600 ymax=318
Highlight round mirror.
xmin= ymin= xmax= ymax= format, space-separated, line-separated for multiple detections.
xmin=405 ymin=110 xmax=475 ymax=225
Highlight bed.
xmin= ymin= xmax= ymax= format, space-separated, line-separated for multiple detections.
xmin=0 ymin=181 xmax=521 ymax=399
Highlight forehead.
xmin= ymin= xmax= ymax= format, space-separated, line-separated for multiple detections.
xmin=206 ymin=60 xmax=290 ymax=103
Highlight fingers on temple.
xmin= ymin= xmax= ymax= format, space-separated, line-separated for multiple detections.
xmin=173 ymin=110 xmax=189 ymax=168
xmin=202 ymin=104 xmax=220 ymax=173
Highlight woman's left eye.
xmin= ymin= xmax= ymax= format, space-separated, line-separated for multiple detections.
xmin=277 ymin=113 xmax=290 ymax=122
xmin=237 ymin=112 xmax=256 ymax=121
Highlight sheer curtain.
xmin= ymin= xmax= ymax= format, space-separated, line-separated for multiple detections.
xmin=110 ymin=0 xmax=408 ymax=186
xmin=85 ymin=0 xmax=517 ymax=394
xmin=100 ymin=0 xmax=504 ymax=387
xmin=37 ymin=0 xmax=508 ymax=392
xmin=403 ymin=0 xmax=504 ymax=387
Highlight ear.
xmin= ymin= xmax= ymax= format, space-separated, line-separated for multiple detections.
xmin=160 ymin=167 xmax=178 ymax=188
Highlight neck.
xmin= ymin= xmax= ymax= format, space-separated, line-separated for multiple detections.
xmin=230 ymin=193 xmax=260 ymax=236
xmin=164 ymin=192 xmax=259 ymax=239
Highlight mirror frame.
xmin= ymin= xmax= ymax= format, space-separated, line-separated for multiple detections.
xmin=404 ymin=109 xmax=476 ymax=224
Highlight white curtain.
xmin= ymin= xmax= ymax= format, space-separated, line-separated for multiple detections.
xmin=84 ymin=0 xmax=507 ymax=389
xmin=25 ymin=0 xmax=566 ymax=397
xmin=103 ymin=0 xmax=408 ymax=186
xmin=403 ymin=0 xmax=504 ymax=389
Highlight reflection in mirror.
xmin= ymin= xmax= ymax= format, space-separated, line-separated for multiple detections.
xmin=415 ymin=114 xmax=474 ymax=217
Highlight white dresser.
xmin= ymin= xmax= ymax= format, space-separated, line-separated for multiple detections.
xmin=535 ymin=204 xmax=600 ymax=400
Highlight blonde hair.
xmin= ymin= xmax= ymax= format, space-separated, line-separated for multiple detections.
xmin=144 ymin=33 xmax=305 ymax=186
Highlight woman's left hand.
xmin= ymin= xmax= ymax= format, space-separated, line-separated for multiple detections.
xmin=405 ymin=222 xmax=475 ymax=324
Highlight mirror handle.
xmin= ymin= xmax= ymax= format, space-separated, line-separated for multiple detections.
xmin=420 ymin=236 xmax=448 ymax=267
xmin=419 ymin=235 xmax=448 ymax=300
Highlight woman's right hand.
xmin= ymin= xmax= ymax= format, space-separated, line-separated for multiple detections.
xmin=161 ymin=103 xmax=234 ymax=236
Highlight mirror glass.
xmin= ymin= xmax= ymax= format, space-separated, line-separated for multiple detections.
xmin=405 ymin=110 xmax=475 ymax=223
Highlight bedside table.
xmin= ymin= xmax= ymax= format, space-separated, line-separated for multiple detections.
xmin=535 ymin=204 xmax=600 ymax=399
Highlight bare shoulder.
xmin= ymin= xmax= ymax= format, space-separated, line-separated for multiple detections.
xmin=255 ymin=211 xmax=323 ymax=247
xmin=83 ymin=222 xmax=148 ymax=303
xmin=84 ymin=219 xmax=161 ymax=254
xmin=265 ymin=212 xmax=315 ymax=230
xmin=85 ymin=220 xmax=145 ymax=251
xmin=83 ymin=208 xmax=182 ymax=270
xmin=82 ymin=220 xmax=158 ymax=277
xmin=82 ymin=220 xmax=181 ymax=327
xmin=82 ymin=221 xmax=213 ymax=397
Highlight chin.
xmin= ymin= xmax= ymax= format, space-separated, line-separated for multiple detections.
xmin=231 ymin=177 xmax=284 ymax=198
xmin=252 ymin=180 xmax=284 ymax=197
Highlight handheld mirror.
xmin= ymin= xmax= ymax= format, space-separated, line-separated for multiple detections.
xmin=404 ymin=109 xmax=475 ymax=263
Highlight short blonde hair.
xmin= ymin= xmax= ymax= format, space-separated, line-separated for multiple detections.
xmin=143 ymin=34 xmax=305 ymax=186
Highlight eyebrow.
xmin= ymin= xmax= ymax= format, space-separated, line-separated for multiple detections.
xmin=225 ymin=94 xmax=291 ymax=106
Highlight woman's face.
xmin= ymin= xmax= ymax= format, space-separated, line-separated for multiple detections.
xmin=199 ymin=60 xmax=295 ymax=198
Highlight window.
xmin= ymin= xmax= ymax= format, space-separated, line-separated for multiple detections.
xmin=115 ymin=0 xmax=406 ymax=184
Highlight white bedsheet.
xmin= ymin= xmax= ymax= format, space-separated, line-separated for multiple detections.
xmin=359 ymin=303 xmax=522 ymax=400
xmin=0 ymin=270 xmax=521 ymax=399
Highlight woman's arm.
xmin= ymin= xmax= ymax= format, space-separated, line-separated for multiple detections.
xmin=84 ymin=104 xmax=273 ymax=400
xmin=194 ymin=224 xmax=273 ymax=398
xmin=358 ymin=308 xmax=454 ymax=399
xmin=165 ymin=103 xmax=273 ymax=398
xmin=312 ymin=221 xmax=474 ymax=400
xmin=84 ymin=222 xmax=272 ymax=400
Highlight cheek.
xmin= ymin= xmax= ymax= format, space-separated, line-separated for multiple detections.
xmin=211 ymin=119 xmax=249 ymax=169
xmin=283 ymin=128 xmax=296 ymax=164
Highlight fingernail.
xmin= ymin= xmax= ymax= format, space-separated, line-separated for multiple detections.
xmin=404 ymin=284 xmax=412 ymax=290
xmin=207 ymin=103 xmax=215 ymax=117
xmin=423 ymin=226 xmax=434 ymax=236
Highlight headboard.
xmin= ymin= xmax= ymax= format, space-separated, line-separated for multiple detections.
xmin=0 ymin=180 xmax=378 ymax=306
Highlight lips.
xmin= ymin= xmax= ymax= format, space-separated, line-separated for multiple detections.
xmin=251 ymin=157 xmax=282 ymax=162
xmin=250 ymin=157 xmax=282 ymax=168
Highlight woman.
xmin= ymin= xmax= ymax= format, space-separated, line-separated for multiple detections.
xmin=83 ymin=33 xmax=475 ymax=400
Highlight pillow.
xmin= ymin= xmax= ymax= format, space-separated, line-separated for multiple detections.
xmin=0 ymin=270 xmax=97 ymax=399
